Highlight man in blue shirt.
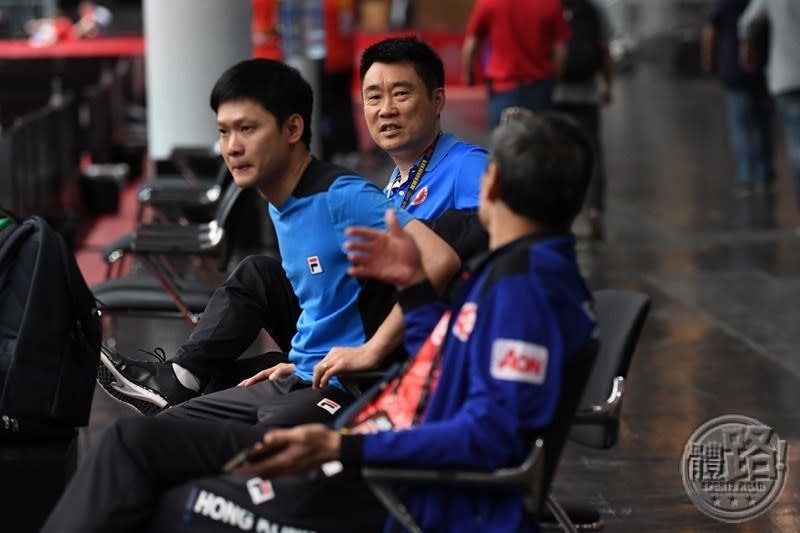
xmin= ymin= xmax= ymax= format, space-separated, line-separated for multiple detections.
xmin=98 ymin=38 xmax=484 ymax=416
xmin=44 ymin=108 xmax=596 ymax=533
xmin=360 ymin=37 xmax=486 ymax=217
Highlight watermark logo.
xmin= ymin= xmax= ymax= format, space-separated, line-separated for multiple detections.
xmin=681 ymin=415 xmax=788 ymax=522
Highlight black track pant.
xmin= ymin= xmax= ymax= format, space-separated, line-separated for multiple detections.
xmin=41 ymin=417 xmax=385 ymax=533
xmin=160 ymin=373 xmax=355 ymax=427
xmin=161 ymin=254 xmax=356 ymax=431
xmin=173 ymin=255 xmax=301 ymax=387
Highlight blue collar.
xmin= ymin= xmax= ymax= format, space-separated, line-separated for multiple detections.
xmin=386 ymin=133 xmax=459 ymax=189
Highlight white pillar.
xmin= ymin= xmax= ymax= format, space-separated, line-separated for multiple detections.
xmin=143 ymin=0 xmax=252 ymax=161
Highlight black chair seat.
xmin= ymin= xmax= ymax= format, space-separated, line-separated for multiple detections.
xmin=103 ymin=233 xmax=134 ymax=262
xmin=132 ymin=224 xmax=223 ymax=255
xmin=97 ymin=183 xmax=244 ymax=324
xmin=138 ymin=177 xmax=220 ymax=207
xmin=92 ymin=276 xmax=214 ymax=312
xmin=102 ymin=223 xmax=224 ymax=260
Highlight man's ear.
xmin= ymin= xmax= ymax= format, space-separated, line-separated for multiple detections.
xmin=484 ymin=163 xmax=501 ymax=201
xmin=284 ymin=113 xmax=305 ymax=144
xmin=432 ymin=87 xmax=445 ymax=115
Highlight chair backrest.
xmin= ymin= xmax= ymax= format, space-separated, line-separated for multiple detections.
xmin=170 ymin=145 xmax=223 ymax=184
xmin=569 ymin=289 xmax=650 ymax=449
xmin=532 ymin=340 xmax=598 ymax=513
xmin=211 ymin=180 xmax=246 ymax=271
xmin=213 ymin=160 xmax=233 ymax=188
xmin=195 ymin=162 xmax=232 ymax=208
xmin=214 ymin=180 xmax=245 ymax=231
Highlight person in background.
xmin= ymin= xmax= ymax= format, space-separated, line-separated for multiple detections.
xmin=320 ymin=0 xmax=359 ymax=164
xmin=251 ymin=0 xmax=281 ymax=60
xmin=462 ymin=0 xmax=571 ymax=128
xmin=73 ymin=1 xmax=112 ymax=39
xmin=702 ymin=0 xmax=775 ymax=196
xmin=739 ymin=0 xmax=800 ymax=211
xmin=554 ymin=0 xmax=614 ymax=240
xmin=24 ymin=8 xmax=75 ymax=47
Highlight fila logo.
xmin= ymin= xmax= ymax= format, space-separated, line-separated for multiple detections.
xmin=452 ymin=303 xmax=477 ymax=342
xmin=307 ymin=256 xmax=323 ymax=274
xmin=246 ymin=477 xmax=275 ymax=505
xmin=317 ymin=397 xmax=341 ymax=414
xmin=490 ymin=338 xmax=548 ymax=384
xmin=411 ymin=185 xmax=429 ymax=206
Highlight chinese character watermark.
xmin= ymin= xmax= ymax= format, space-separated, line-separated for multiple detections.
xmin=681 ymin=415 xmax=788 ymax=522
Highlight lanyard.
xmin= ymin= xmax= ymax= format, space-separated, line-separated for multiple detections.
xmin=347 ymin=308 xmax=452 ymax=431
xmin=382 ymin=317 xmax=447 ymax=427
xmin=410 ymin=338 xmax=445 ymax=425
xmin=398 ymin=132 xmax=441 ymax=209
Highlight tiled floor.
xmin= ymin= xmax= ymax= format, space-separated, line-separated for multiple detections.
xmin=79 ymin=67 xmax=800 ymax=531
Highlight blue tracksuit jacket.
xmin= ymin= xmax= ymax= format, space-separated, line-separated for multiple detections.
xmin=340 ymin=233 xmax=597 ymax=532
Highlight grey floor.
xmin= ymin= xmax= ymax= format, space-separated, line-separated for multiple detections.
xmin=87 ymin=67 xmax=800 ymax=531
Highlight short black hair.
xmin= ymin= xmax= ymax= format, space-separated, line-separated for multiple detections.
xmin=210 ymin=58 xmax=312 ymax=147
xmin=359 ymin=37 xmax=445 ymax=95
xmin=489 ymin=109 xmax=592 ymax=228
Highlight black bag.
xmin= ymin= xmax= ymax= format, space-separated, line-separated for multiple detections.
xmin=0 ymin=211 xmax=101 ymax=438
xmin=561 ymin=0 xmax=604 ymax=83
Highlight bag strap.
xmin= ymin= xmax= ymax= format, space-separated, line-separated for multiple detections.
xmin=48 ymin=217 xmax=97 ymax=348
xmin=0 ymin=220 xmax=33 ymax=269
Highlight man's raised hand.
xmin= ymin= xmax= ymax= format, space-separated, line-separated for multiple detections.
xmin=345 ymin=209 xmax=424 ymax=288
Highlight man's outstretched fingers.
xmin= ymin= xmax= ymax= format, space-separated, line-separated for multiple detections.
xmin=384 ymin=208 xmax=403 ymax=235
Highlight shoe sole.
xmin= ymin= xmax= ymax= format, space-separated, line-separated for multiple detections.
xmin=97 ymin=351 xmax=168 ymax=416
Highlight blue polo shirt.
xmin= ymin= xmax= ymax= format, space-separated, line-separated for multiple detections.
xmin=269 ymin=158 xmax=412 ymax=384
xmin=384 ymin=133 xmax=487 ymax=219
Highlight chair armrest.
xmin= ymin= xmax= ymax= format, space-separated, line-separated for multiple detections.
xmin=103 ymin=233 xmax=134 ymax=263
xmin=573 ymin=376 xmax=624 ymax=425
xmin=362 ymin=437 xmax=543 ymax=490
xmin=131 ymin=221 xmax=223 ymax=255
xmin=360 ymin=438 xmax=547 ymax=533
xmin=337 ymin=370 xmax=392 ymax=397
xmin=103 ymin=221 xmax=223 ymax=262
xmin=337 ymin=370 xmax=389 ymax=382
xmin=138 ymin=180 xmax=221 ymax=208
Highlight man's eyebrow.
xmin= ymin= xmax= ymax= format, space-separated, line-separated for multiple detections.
xmin=363 ymin=80 xmax=415 ymax=93
xmin=389 ymin=81 xmax=414 ymax=90
xmin=217 ymin=117 xmax=248 ymax=127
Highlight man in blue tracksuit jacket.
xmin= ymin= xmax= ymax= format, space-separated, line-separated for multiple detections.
xmin=340 ymin=233 xmax=596 ymax=531
xmin=43 ymin=109 xmax=595 ymax=532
